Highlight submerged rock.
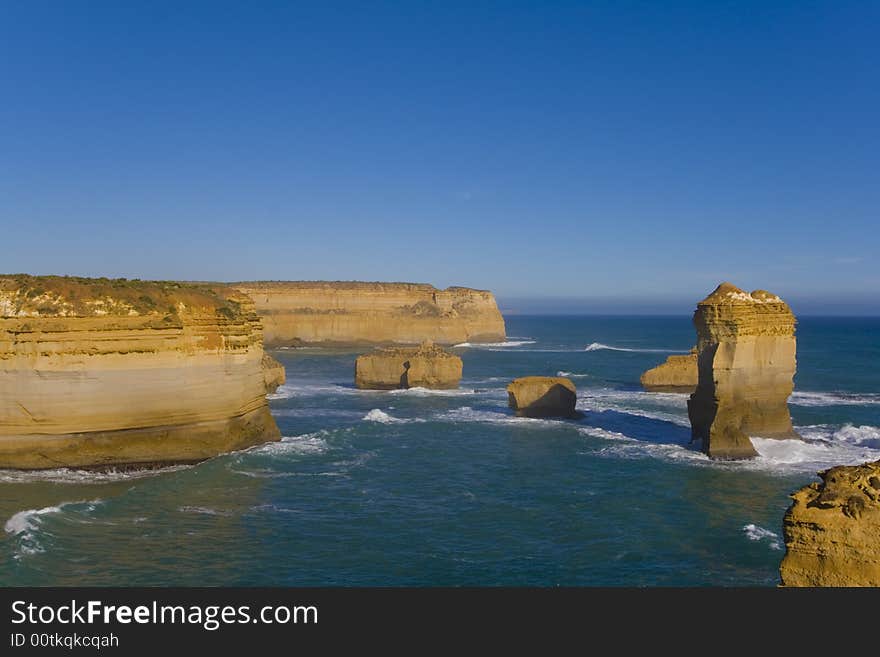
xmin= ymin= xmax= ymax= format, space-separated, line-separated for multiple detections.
xmin=686 ymin=283 xmax=799 ymax=459
xmin=507 ymin=376 xmax=578 ymax=418
xmin=780 ymin=459 xmax=880 ymax=586
xmin=262 ymin=353 xmax=286 ymax=393
xmin=640 ymin=348 xmax=698 ymax=392
xmin=354 ymin=341 xmax=463 ymax=390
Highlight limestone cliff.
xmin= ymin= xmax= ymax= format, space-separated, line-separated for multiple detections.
xmin=687 ymin=283 xmax=798 ymax=459
xmin=507 ymin=376 xmax=578 ymax=418
xmin=780 ymin=460 xmax=880 ymax=586
xmin=355 ymin=342 xmax=462 ymax=389
xmin=640 ymin=348 xmax=698 ymax=392
xmin=0 ymin=275 xmax=280 ymax=469
xmin=230 ymin=281 xmax=506 ymax=347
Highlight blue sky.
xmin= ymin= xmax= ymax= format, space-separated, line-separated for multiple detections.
xmin=1 ymin=1 xmax=877 ymax=313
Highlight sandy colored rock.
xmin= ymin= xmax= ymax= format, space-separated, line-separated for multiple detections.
xmin=507 ymin=376 xmax=577 ymax=418
xmin=686 ymin=283 xmax=799 ymax=459
xmin=230 ymin=281 xmax=506 ymax=347
xmin=262 ymin=353 xmax=286 ymax=393
xmin=780 ymin=459 xmax=880 ymax=586
xmin=0 ymin=275 xmax=280 ymax=469
xmin=640 ymin=348 xmax=698 ymax=392
xmin=355 ymin=341 xmax=462 ymax=389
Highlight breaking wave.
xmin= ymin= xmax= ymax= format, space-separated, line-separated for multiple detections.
xmin=247 ymin=431 xmax=332 ymax=456
xmin=5 ymin=500 xmax=103 ymax=558
xmin=585 ymin=342 xmax=684 ymax=353
xmin=742 ymin=524 xmax=782 ymax=550
xmin=789 ymin=391 xmax=880 ymax=407
xmin=453 ymin=340 xmax=536 ymax=348
xmin=362 ymin=409 xmax=426 ymax=424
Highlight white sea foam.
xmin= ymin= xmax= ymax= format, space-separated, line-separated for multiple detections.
xmin=248 ymin=431 xmax=331 ymax=456
xmin=179 ymin=506 xmax=233 ymax=517
xmin=453 ymin=340 xmax=536 ymax=348
xmin=585 ymin=342 xmax=684 ymax=353
xmin=557 ymin=371 xmax=591 ymax=378
xmin=0 ymin=465 xmax=191 ymax=484
xmin=742 ymin=524 xmax=782 ymax=550
xmin=364 ymin=408 xmax=406 ymax=424
xmin=576 ymin=387 xmax=690 ymax=426
xmin=434 ymin=406 xmax=565 ymax=427
xmin=789 ymin=391 xmax=880 ymax=407
xmin=268 ymin=383 xmax=359 ymax=400
xmin=388 ymin=387 xmax=477 ymax=397
xmin=578 ymin=416 xmax=880 ymax=474
xmin=5 ymin=500 xmax=103 ymax=557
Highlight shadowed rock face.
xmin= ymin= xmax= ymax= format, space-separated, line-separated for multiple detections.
xmin=640 ymin=348 xmax=698 ymax=392
xmin=262 ymin=353 xmax=286 ymax=393
xmin=687 ymin=283 xmax=799 ymax=459
xmin=781 ymin=460 xmax=880 ymax=586
xmin=0 ymin=275 xmax=280 ymax=469
xmin=355 ymin=342 xmax=462 ymax=390
xmin=230 ymin=281 xmax=506 ymax=347
xmin=507 ymin=377 xmax=577 ymax=418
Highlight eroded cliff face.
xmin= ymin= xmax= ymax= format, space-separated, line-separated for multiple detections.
xmin=686 ymin=283 xmax=798 ymax=459
xmin=780 ymin=460 xmax=880 ymax=586
xmin=0 ymin=275 xmax=280 ymax=469
xmin=230 ymin=281 xmax=506 ymax=347
xmin=640 ymin=349 xmax=698 ymax=392
xmin=355 ymin=342 xmax=462 ymax=390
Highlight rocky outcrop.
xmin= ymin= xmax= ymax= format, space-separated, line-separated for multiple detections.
xmin=686 ymin=283 xmax=799 ymax=459
xmin=262 ymin=353 xmax=286 ymax=393
xmin=507 ymin=377 xmax=578 ymax=418
xmin=780 ymin=460 xmax=880 ymax=586
xmin=230 ymin=281 xmax=506 ymax=347
xmin=355 ymin=341 xmax=462 ymax=389
xmin=640 ymin=348 xmax=698 ymax=392
xmin=0 ymin=275 xmax=280 ymax=469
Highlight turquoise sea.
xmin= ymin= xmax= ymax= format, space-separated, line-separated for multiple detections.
xmin=2 ymin=316 xmax=878 ymax=586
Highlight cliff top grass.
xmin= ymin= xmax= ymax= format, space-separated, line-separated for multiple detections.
xmin=229 ymin=280 xmax=492 ymax=294
xmin=0 ymin=274 xmax=249 ymax=319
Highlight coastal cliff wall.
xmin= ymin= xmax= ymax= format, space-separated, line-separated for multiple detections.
xmin=780 ymin=460 xmax=880 ymax=586
xmin=230 ymin=281 xmax=506 ymax=347
xmin=0 ymin=275 xmax=280 ymax=469
xmin=687 ymin=283 xmax=798 ymax=459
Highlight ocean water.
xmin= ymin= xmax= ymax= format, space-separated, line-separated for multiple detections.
xmin=2 ymin=316 xmax=878 ymax=586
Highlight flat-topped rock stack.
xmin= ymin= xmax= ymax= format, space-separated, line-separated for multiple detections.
xmin=0 ymin=275 xmax=280 ymax=469
xmin=780 ymin=459 xmax=880 ymax=586
xmin=355 ymin=341 xmax=463 ymax=390
xmin=640 ymin=348 xmax=698 ymax=392
xmin=507 ymin=376 xmax=578 ymax=418
xmin=687 ymin=283 xmax=799 ymax=459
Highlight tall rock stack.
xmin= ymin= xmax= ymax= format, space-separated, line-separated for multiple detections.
xmin=687 ymin=283 xmax=799 ymax=459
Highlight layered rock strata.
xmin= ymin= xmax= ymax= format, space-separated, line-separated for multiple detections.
xmin=780 ymin=460 xmax=880 ymax=586
xmin=640 ymin=348 xmax=698 ymax=392
xmin=687 ymin=283 xmax=798 ymax=459
xmin=0 ymin=275 xmax=280 ymax=469
xmin=230 ymin=281 xmax=506 ymax=347
xmin=507 ymin=376 xmax=578 ymax=418
xmin=355 ymin=342 xmax=462 ymax=390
